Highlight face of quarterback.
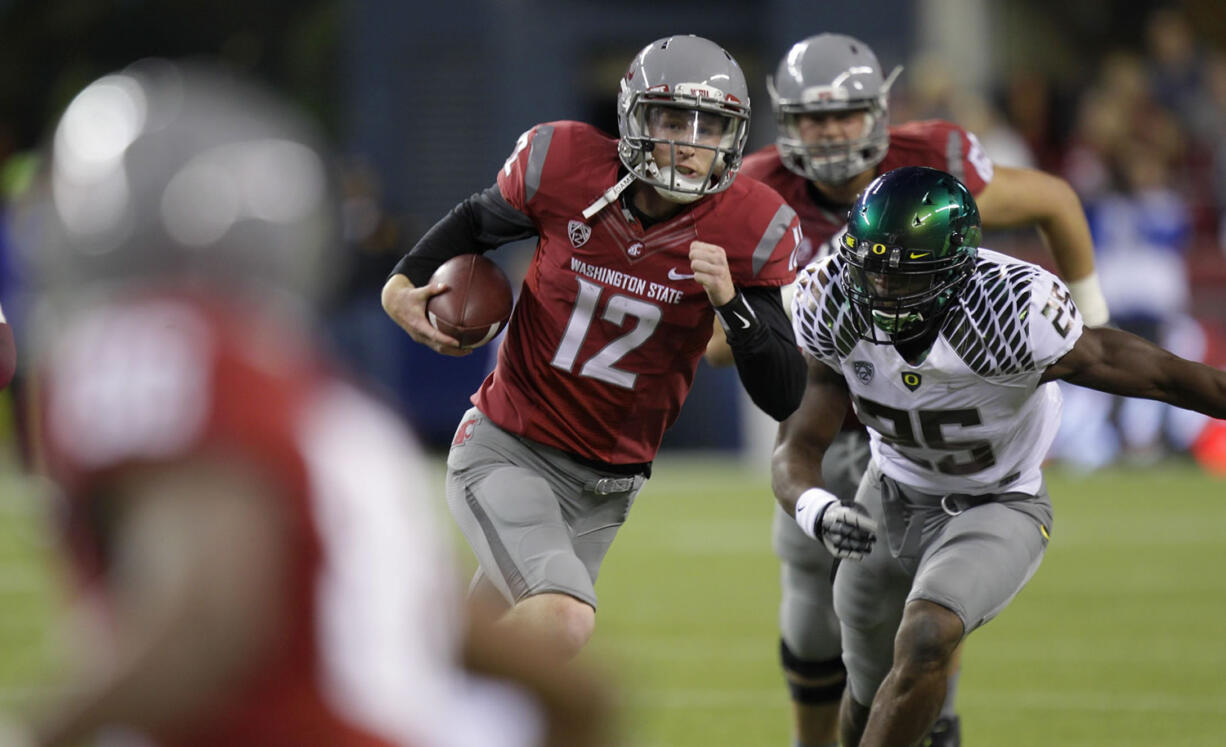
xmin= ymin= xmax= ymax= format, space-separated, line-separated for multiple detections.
xmin=646 ymin=105 xmax=732 ymax=182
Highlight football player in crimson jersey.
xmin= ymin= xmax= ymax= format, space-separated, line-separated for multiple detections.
xmin=10 ymin=60 xmax=614 ymax=747
xmin=776 ymin=166 xmax=1226 ymax=747
xmin=704 ymin=34 xmax=1112 ymax=747
xmin=382 ymin=35 xmax=806 ymax=659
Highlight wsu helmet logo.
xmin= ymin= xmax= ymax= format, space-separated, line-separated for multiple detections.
xmin=568 ymin=220 xmax=591 ymax=248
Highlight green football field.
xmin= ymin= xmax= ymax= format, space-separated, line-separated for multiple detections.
xmin=587 ymin=457 xmax=1226 ymax=746
xmin=1 ymin=456 xmax=1224 ymax=745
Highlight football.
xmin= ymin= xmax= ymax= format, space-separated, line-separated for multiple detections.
xmin=426 ymin=254 xmax=514 ymax=348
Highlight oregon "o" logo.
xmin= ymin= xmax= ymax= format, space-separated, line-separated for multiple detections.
xmin=901 ymin=372 xmax=922 ymax=391
xmin=872 ymin=243 xmax=888 ymax=255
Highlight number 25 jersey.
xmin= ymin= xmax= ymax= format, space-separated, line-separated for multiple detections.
xmin=478 ymin=120 xmax=801 ymax=465
xmin=792 ymin=249 xmax=1083 ymax=495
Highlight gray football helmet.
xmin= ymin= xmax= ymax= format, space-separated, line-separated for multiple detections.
xmin=768 ymin=33 xmax=902 ymax=185
xmin=14 ymin=58 xmax=340 ymax=310
xmin=617 ymin=35 xmax=750 ymax=203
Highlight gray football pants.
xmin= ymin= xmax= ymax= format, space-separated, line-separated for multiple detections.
xmin=444 ymin=407 xmax=645 ymax=609
xmin=834 ymin=460 xmax=1053 ymax=705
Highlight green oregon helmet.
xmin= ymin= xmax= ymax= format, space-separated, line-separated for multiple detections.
xmin=839 ymin=166 xmax=981 ymax=343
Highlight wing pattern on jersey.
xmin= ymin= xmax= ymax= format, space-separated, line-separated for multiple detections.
xmin=792 ymin=258 xmax=863 ymax=364
xmin=942 ymin=258 xmax=1038 ymax=376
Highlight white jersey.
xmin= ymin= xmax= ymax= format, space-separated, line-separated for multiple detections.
xmin=792 ymin=248 xmax=1083 ymax=495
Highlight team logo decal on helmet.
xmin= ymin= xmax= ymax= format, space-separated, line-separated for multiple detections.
xmin=839 ymin=166 xmax=981 ymax=344
xmin=768 ymin=33 xmax=902 ymax=185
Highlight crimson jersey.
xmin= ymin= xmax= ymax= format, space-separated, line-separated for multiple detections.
xmin=742 ymin=120 xmax=994 ymax=261
xmin=482 ymin=120 xmax=802 ymax=464
xmin=37 ymin=294 xmax=458 ymax=747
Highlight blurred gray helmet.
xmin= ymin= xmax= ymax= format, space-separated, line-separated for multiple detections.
xmin=13 ymin=58 xmax=340 ymax=311
xmin=616 ymin=35 xmax=750 ymax=204
xmin=768 ymin=33 xmax=902 ymax=184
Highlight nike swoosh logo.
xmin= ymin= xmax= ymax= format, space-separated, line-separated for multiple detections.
xmin=668 ymin=268 xmax=695 ymax=281
xmin=733 ymin=312 xmax=752 ymax=330
xmin=909 ymin=251 xmax=930 ymax=259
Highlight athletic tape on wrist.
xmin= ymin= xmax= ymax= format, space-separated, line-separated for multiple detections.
xmin=794 ymin=487 xmax=837 ymax=541
xmin=1067 ymin=271 xmax=1109 ymax=327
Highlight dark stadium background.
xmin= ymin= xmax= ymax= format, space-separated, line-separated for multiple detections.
xmin=3 ymin=0 xmax=1226 ymax=452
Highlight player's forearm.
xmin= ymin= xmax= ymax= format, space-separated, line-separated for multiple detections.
xmin=771 ymin=442 xmax=828 ymax=517
xmin=390 ymin=184 xmax=537 ymax=286
xmin=1032 ymin=179 xmax=1096 ymax=282
xmin=719 ymin=288 xmax=805 ymax=420
xmin=29 ymin=601 xmax=253 ymax=746
xmin=1162 ymin=358 xmax=1226 ymax=419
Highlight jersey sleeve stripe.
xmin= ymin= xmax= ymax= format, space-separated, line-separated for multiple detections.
xmin=524 ymin=124 xmax=555 ymax=203
xmin=945 ymin=129 xmax=965 ymax=183
xmin=752 ymin=204 xmax=798 ymax=277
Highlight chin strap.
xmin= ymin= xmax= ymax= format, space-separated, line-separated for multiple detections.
xmin=582 ymin=172 xmax=637 ymax=220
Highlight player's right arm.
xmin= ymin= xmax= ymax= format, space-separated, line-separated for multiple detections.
xmin=1042 ymin=326 xmax=1226 ymax=418
xmin=381 ymin=184 xmax=537 ymax=355
xmin=771 ymin=356 xmax=875 ymax=559
xmin=28 ymin=456 xmax=288 ymax=746
xmin=772 ymin=355 xmax=850 ymax=514
xmin=975 ymin=164 xmax=1110 ymax=326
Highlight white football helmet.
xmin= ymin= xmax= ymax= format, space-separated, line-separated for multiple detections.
xmin=768 ymin=33 xmax=902 ymax=185
xmin=616 ymin=35 xmax=750 ymax=204
xmin=14 ymin=58 xmax=340 ymax=310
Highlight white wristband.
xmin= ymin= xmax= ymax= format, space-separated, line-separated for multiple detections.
xmin=794 ymin=487 xmax=838 ymax=541
xmin=1067 ymin=271 xmax=1109 ymax=327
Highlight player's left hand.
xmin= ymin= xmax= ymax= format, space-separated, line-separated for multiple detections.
xmin=689 ymin=240 xmax=735 ymax=306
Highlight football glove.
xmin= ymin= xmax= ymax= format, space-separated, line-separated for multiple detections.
xmin=795 ymin=487 xmax=878 ymax=560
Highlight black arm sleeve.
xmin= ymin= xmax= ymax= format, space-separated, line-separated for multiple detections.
xmin=389 ymin=184 xmax=538 ymax=286
xmin=714 ymin=285 xmax=805 ymax=421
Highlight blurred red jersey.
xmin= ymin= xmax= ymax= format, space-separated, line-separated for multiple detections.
xmin=37 ymin=293 xmax=456 ymax=747
xmin=484 ymin=120 xmax=802 ymax=465
xmin=742 ymin=119 xmax=994 ymax=261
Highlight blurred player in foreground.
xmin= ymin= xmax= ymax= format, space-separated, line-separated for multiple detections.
xmin=382 ymin=35 xmax=805 ymax=660
xmin=707 ymin=33 xmax=1111 ymax=747
xmin=773 ymin=165 xmax=1226 ymax=747
xmin=7 ymin=59 xmax=613 ymax=747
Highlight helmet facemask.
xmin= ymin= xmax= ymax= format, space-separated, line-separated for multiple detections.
xmin=619 ymin=91 xmax=748 ymax=203
xmin=840 ymin=234 xmax=975 ymax=344
xmin=767 ymin=33 xmax=902 ymax=185
xmin=773 ymin=99 xmax=889 ymax=185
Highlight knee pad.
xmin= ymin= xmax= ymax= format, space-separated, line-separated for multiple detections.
xmin=779 ymin=638 xmax=846 ymax=705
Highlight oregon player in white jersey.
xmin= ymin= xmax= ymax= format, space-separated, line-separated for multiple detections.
xmin=795 ymin=245 xmax=1076 ymax=497
xmin=773 ymin=166 xmax=1226 ymax=747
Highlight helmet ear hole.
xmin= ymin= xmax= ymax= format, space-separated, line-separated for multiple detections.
xmin=950 ymin=231 xmax=963 ymax=247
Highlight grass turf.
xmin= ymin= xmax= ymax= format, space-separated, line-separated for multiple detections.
xmin=1 ymin=457 xmax=1223 ymax=745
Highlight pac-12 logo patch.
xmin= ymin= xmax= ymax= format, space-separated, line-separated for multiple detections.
xmin=901 ymin=371 xmax=922 ymax=391
xmin=568 ymin=220 xmax=591 ymax=248
xmin=853 ymin=361 xmax=874 ymax=384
